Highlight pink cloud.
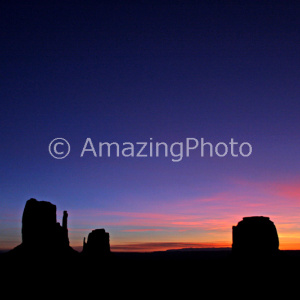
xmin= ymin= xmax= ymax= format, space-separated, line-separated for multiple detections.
xmin=231 ymin=177 xmax=300 ymax=201
xmin=120 ymin=228 xmax=164 ymax=232
xmin=272 ymin=182 xmax=300 ymax=200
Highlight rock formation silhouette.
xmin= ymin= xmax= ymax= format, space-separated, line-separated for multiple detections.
xmin=232 ymin=216 xmax=279 ymax=258
xmin=6 ymin=198 xmax=114 ymax=265
xmin=10 ymin=198 xmax=75 ymax=257
xmin=82 ymin=229 xmax=111 ymax=257
xmin=22 ymin=198 xmax=69 ymax=248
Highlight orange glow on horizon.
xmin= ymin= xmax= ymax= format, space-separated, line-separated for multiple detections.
xmin=109 ymin=241 xmax=232 ymax=252
xmin=67 ymin=240 xmax=300 ymax=252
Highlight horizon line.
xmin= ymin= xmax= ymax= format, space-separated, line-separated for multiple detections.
xmin=3 ymin=243 xmax=300 ymax=253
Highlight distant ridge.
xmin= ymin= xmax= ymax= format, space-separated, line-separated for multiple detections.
xmin=164 ymin=247 xmax=231 ymax=252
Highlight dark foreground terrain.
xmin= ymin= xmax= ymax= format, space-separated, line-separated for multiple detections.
xmin=1 ymin=249 xmax=300 ymax=291
xmin=1 ymin=199 xmax=298 ymax=294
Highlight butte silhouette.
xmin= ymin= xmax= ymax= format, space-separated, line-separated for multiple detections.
xmin=7 ymin=198 xmax=110 ymax=261
xmin=232 ymin=216 xmax=279 ymax=258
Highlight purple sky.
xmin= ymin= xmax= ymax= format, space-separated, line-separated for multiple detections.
xmin=0 ymin=1 xmax=299 ymax=251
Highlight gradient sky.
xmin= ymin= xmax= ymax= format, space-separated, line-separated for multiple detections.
xmin=1 ymin=1 xmax=299 ymax=252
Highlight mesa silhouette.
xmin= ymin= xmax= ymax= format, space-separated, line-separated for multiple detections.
xmin=4 ymin=198 xmax=110 ymax=265
xmin=232 ymin=216 xmax=279 ymax=258
xmin=2 ymin=198 xmax=300 ymax=274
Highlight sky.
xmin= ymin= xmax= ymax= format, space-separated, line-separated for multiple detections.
xmin=0 ymin=1 xmax=299 ymax=252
